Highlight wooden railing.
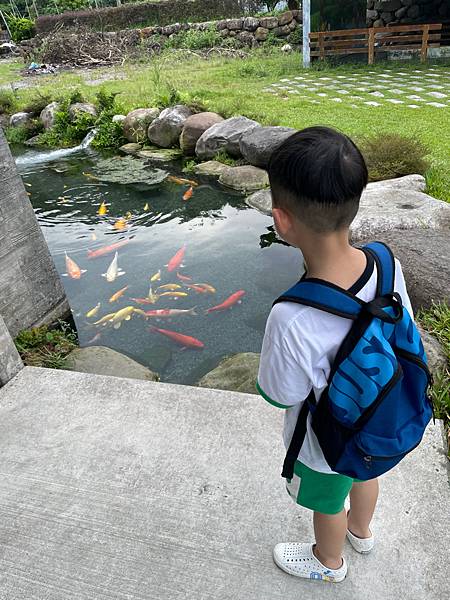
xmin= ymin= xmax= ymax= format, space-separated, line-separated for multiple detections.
xmin=310 ymin=23 xmax=443 ymax=64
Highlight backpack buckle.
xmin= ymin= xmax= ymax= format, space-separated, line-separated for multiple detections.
xmin=364 ymin=292 xmax=403 ymax=324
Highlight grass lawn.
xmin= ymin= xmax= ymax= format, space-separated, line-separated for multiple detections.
xmin=0 ymin=58 xmax=22 ymax=87
xmin=4 ymin=50 xmax=450 ymax=199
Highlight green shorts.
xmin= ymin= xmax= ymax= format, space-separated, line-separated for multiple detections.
xmin=286 ymin=461 xmax=361 ymax=515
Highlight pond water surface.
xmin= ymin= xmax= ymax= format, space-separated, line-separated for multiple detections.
xmin=16 ymin=146 xmax=302 ymax=385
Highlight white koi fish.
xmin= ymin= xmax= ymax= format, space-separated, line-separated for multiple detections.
xmin=102 ymin=251 xmax=125 ymax=283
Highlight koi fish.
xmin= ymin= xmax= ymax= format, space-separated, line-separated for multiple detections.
xmin=110 ymin=306 xmax=138 ymax=329
xmin=150 ymin=326 xmax=204 ymax=349
xmin=87 ymin=239 xmax=130 ymax=259
xmin=147 ymin=286 xmax=160 ymax=304
xmin=125 ymin=212 xmax=132 ymax=220
xmin=144 ymin=307 xmax=198 ymax=318
xmin=167 ymin=175 xmax=198 ymax=187
xmin=86 ymin=302 xmax=101 ymax=318
xmin=182 ymin=186 xmax=193 ymax=202
xmin=91 ymin=233 xmax=97 ymax=241
xmin=144 ymin=203 xmax=150 ymax=211
xmin=150 ymin=270 xmax=161 ymax=282
xmin=62 ymin=252 xmax=86 ymax=280
xmin=177 ymin=272 xmax=192 ymax=282
xmin=205 ymin=290 xmax=246 ymax=313
xmin=98 ymin=201 xmax=108 ymax=216
xmin=157 ymin=284 xmax=182 ymax=291
xmin=86 ymin=332 xmax=101 ymax=344
xmin=195 ymin=283 xmax=216 ymax=293
xmin=113 ymin=218 xmax=128 ymax=230
xmin=93 ymin=311 xmax=117 ymax=327
xmin=159 ymin=292 xmax=188 ymax=298
xmin=167 ymin=245 xmax=186 ymax=272
xmin=184 ymin=283 xmax=208 ymax=294
xmin=102 ymin=252 xmax=125 ymax=283
xmin=109 ymin=285 xmax=128 ymax=303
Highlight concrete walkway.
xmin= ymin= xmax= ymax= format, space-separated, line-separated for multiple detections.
xmin=0 ymin=367 xmax=448 ymax=599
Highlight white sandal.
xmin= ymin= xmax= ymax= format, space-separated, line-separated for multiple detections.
xmin=273 ymin=543 xmax=347 ymax=582
xmin=346 ymin=528 xmax=375 ymax=554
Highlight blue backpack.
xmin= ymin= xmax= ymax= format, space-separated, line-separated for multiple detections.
xmin=275 ymin=242 xmax=434 ymax=481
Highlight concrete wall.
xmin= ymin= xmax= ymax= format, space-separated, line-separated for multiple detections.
xmin=0 ymin=128 xmax=69 ymax=338
xmin=367 ymin=0 xmax=449 ymax=27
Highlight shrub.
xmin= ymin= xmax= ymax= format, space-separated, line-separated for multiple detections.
xmin=165 ymin=26 xmax=222 ymax=50
xmin=0 ymin=90 xmax=15 ymax=114
xmin=22 ymin=93 xmax=52 ymax=116
xmin=360 ymin=133 xmax=429 ymax=182
xmin=91 ymin=90 xmax=126 ymax=150
xmin=6 ymin=15 xmax=35 ymax=43
xmin=38 ymin=103 xmax=95 ymax=148
xmin=6 ymin=118 xmax=43 ymax=144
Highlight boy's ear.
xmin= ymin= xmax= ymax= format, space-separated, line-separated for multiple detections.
xmin=273 ymin=206 xmax=293 ymax=237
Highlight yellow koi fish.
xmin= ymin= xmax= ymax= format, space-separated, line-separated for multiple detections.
xmin=125 ymin=211 xmax=132 ymax=220
xmin=157 ymin=283 xmax=182 ymax=292
xmin=159 ymin=291 xmax=188 ymax=298
xmin=113 ymin=218 xmax=128 ymax=230
xmin=98 ymin=201 xmax=108 ymax=216
xmin=167 ymin=175 xmax=199 ymax=187
xmin=109 ymin=286 xmax=129 ymax=303
xmin=110 ymin=306 xmax=137 ymax=329
xmin=195 ymin=283 xmax=216 ymax=293
xmin=86 ymin=302 xmax=101 ymax=318
xmin=144 ymin=203 xmax=150 ymax=211
xmin=150 ymin=269 xmax=161 ymax=282
xmin=93 ymin=311 xmax=117 ymax=327
xmin=83 ymin=172 xmax=99 ymax=181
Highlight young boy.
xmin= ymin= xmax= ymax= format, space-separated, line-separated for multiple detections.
xmin=257 ymin=126 xmax=414 ymax=583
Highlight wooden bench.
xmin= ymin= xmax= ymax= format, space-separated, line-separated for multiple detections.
xmin=310 ymin=23 xmax=443 ymax=64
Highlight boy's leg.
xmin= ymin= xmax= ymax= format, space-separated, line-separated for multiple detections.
xmin=313 ymin=509 xmax=347 ymax=570
xmin=348 ymin=478 xmax=379 ymax=539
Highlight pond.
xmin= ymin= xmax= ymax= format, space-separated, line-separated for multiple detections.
xmin=15 ymin=145 xmax=302 ymax=385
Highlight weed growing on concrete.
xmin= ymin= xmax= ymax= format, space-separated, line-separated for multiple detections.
xmin=15 ymin=321 xmax=78 ymax=370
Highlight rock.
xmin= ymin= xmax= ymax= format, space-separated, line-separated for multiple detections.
xmin=366 ymin=174 xmax=426 ymax=192
xmin=245 ymin=188 xmax=272 ymax=215
xmin=282 ymin=43 xmax=293 ymax=53
xmin=359 ymin=229 xmax=450 ymax=312
xmin=226 ymin=18 xmax=243 ymax=31
xmin=417 ymin=325 xmax=448 ymax=377
xmin=381 ymin=11 xmax=395 ymax=22
xmin=112 ymin=114 xmax=126 ymax=123
xmin=123 ymin=108 xmax=160 ymax=143
xmin=197 ymin=352 xmax=260 ymax=395
xmin=255 ymin=27 xmax=269 ymax=41
xmin=243 ymin=16 xmax=259 ymax=31
xmin=66 ymin=346 xmax=159 ymax=382
xmin=373 ymin=18 xmax=384 ymax=26
xmin=367 ymin=9 xmax=379 ymax=18
xmin=179 ymin=111 xmax=224 ymax=155
xmin=236 ymin=30 xmax=254 ymax=46
xmin=288 ymin=19 xmax=297 ymax=31
xmin=147 ymin=105 xmax=193 ymax=148
xmin=395 ymin=6 xmax=408 ymax=18
xmin=407 ymin=4 xmax=420 ymax=18
xmin=260 ymin=16 xmax=279 ymax=29
xmin=24 ymin=135 xmax=44 ymax=147
xmin=193 ymin=160 xmax=231 ymax=177
xmin=195 ymin=116 xmax=260 ymax=160
xmin=273 ymin=24 xmax=291 ymax=37
xmin=40 ymin=102 xmax=60 ymax=130
xmin=374 ymin=0 xmax=401 ymax=10
xmin=68 ymin=102 xmax=97 ymax=121
xmin=239 ymin=125 xmax=296 ymax=168
xmin=216 ymin=19 xmax=228 ymax=30
xmin=219 ymin=165 xmax=269 ymax=192
xmin=119 ymin=142 xmax=142 ymax=156
xmin=93 ymin=156 xmax=168 ymax=186
xmin=137 ymin=147 xmax=183 ymax=163
xmin=278 ymin=11 xmax=293 ymax=26
xmin=9 ymin=112 xmax=32 ymax=127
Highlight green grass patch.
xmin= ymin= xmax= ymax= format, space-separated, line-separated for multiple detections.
xmin=0 ymin=58 xmax=22 ymax=86
xmin=15 ymin=321 xmax=78 ymax=369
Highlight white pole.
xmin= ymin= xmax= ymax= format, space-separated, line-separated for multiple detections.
xmin=303 ymin=0 xmax=311 ymax=68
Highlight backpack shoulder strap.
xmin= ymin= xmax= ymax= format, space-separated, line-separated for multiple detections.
xmin=273 ymin=279 xmax=364 ymax=320
xmin=363 ymin=241 xmax=395 ymax=296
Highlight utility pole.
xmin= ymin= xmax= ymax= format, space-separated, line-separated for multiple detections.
xmin=303 ymin=0 xmax=311 ymax=68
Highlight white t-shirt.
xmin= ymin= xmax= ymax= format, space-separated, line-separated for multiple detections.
xmin=257 ymin=253 xmax=414 ymax=474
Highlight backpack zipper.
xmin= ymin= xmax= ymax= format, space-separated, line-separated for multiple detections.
xmin=356 ymin=439 xmax=421 ymax=469
xmin=396 ymin=348 xmax=435 ymax=421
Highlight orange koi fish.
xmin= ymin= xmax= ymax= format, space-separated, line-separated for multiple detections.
xmin=194 ymin=283 xmax=216 ymax=293
xmin=167 ymin=175 xmax=198 ymax=187
xmin=144 ymin=307 xmax=197 ymax=318
xmin=87 ymin=239 xmax=130 ymax=259
xmin=86 ymin=332 xmax=101 ymax=344
xmin=131 ymin=297 xmax=159 ymax=305
xmin=177 ymin=272 xmax=192 ymax=282
xmin=206 ymin=290 xmax=246 ymax=314
xmin=113 ymin=218 xmax=128 ymax=231
xmin=149 ymin=326 xmax=204 ymax=349
xmin=182 ymin=186 xmax=193 ymax=202
xmin=184 ymin=283 xmax=208 ymax=294
xmin=63 ymin=252 xmax=86 ymax=280
xmin=167 ymin=245 xmax=186 ymax=272
xmin=109 ymin=286 xmax=129 ymax=303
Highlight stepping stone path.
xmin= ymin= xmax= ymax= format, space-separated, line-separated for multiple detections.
xmin=263 ymin=67 xmax=450 ymax=110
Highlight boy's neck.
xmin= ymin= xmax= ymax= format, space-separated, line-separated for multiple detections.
xmin=297 ymin=229 xmax=367 ymax=291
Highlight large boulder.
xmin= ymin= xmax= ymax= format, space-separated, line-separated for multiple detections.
xmin=417 ymin=325 xmax=448 ymax=377
xmin=68 ymin=102 xmax=97 ymax=121
xmin=40 ymin=102 xmax=60 ymax=130
xmin=359 ymin=229 xmax=450 ymax=312
xmin=66 ymin=346 xmax=159 ymax=382
xmin=195 ymin=116 xmax=260 ymax=160
xmin=197 ymin=352 xmax=260 ymax=394
xmin=123 ymin=108 xmax=160 ymax=143
xmin=137 ymin=147 xmax=183 ymax=163
xmin=9 ymin=112 xmax=32 ymax=128
xmin=219 ymin=165 xmax=269 ymax=192
xmin=147 ymin=105 xmax=193 ymax=148
xmin=239 ymin=125 xmax=296 ymax=168
xmin=193 ymin=160 xmax=231 ymax=177
xmin=245 ymin=188 xmax=272 ymax=215
xmin=119 ymin=142 xmax=142 ymax=156
xmin=180 ymin=112 xmax=224 ymax=155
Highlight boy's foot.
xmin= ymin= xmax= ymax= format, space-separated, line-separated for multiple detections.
xmin=346 ymin=528 xmax=375 ymax=554
xmin=273 ymin=543 xmax=347 ymax=582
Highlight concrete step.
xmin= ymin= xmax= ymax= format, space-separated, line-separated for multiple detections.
xmin=0 ymin=367 xmax=448 ymax=599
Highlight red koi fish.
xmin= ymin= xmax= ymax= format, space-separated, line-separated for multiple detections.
xmin=167 ymin=245 xmax=186 ymax=272
xmin=205 ymin=290 xmax=246 ymax=314
xmin=185 ymin=283 xmax=208 ymax=294
xmin=177 ymin=272 xmax=192 ymax=282
xmin=144 ymin=307 xmax=197 ymax=318
xmin=87 ymin=239 xmax=130 ymax=259
xmin=182 ymin=186 xmax=193 ymax=202
xmin=131 ymin=297 xmax=157 ymax=305
xmin=149 ymin=326 xmax=204 ymax=349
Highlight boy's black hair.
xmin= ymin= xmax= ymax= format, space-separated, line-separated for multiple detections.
xmin=268 ymin=126 xmax=368 ymax=234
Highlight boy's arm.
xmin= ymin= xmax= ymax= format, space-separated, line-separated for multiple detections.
xmin=257 ymin=328 xmax=312 ymax=410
